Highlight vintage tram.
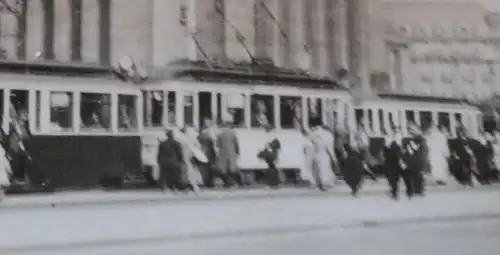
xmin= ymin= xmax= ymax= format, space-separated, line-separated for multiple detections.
xmin=0 ymin=62 xmax=142 ymax=191
xmin=139 ymin=60 xmax=355 ymax=183
xmin=354 ymin=93 xmax=483 ymax=173
xmin=0 ymin=60 xmax=487 ymax=190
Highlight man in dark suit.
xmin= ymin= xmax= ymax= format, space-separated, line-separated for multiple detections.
xmin=157 ymin=130 xmax=184 ymax=192
xmin=450 ymin=128 xmax=474 ymax=186
xmin=402 ymin=132 xmax=426 ymax=197
xmin=384 ymin=130 xmax=406 ymax=200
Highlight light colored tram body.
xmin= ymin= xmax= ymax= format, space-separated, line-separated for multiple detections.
xmin=140 ymin=65 xmax=355 ymax=175
xmin=0 ymin=63 xmax=143 ymax=189
xmin=355 ymin=94 xmax=483 ymax=139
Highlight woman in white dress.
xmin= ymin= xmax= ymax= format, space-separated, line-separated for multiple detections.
xmin=301 ymin=128 xmax=316 ymax=186
xmin=176 ymin=127 xmax=204 ymax=193
xmin=310 ymin=125 xmax=336 ymax=190
xmin=426 ymin=125 xmax=450 ymax=184
xmin=0 ymin=143 xmax=12 ymax=201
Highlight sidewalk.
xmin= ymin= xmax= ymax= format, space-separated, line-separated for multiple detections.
xmin=0 ymin=179 xmax=493 ymax=210
xmin=1 ymin=187 xmax=499 ymax=253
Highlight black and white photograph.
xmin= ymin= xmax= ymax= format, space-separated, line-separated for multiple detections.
xmin=1 ymin=0 xmax=500 ymax=254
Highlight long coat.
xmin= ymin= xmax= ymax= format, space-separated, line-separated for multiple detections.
xmin=310 ymin=127 xmax=336 ymax=187
xmin=426 ymin=129 xmax=450 ymax=182
xmin=216 ymin=127 xmax=240 ymax=174
xmin=342 ymin=144 xmax=364 ymax=190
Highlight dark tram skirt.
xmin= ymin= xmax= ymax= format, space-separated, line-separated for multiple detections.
xmin=19 ymin=135 xmax=142 ymax=190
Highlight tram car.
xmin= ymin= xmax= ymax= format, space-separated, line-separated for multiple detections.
xmin=139 ymin=60 xmax=355 ymax=185
xmin=354 ymin=93 xmax=483 ymax=174
xmin=0 ymin=62 xmax=142 ymax=192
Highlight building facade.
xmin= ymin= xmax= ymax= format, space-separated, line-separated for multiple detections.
xmin=0 ymin=0 xmax=374 ymax=91
xmin=374 ymin=1 xmax=500 ymax=102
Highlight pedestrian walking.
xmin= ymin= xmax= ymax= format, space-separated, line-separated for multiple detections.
xmin=258 ymin=126 xmax=281 ymax=188
xmin=157 ymin=130 xmax=184 ymax=193
xmin=342 ymin=137 xmax=364 ymax=196
xmin=384 ymin=129 xmax=406 ymax=200
xmin=215 ymin=121 xmax=241 ymax=187
xmin=199 ymin=119 xmax=218 ymax=187
xmin=180 ymin=127 xmax=204 ymax=193
xmin=450 ymin=127 xmax=475 ymax=187
xmin=300 ymin=127 xmax=316 ymax=186
xmin=310 ymin=124 xmax=337 ymax=191
xmin=469 ymin=131 xmax=493 ymax=185
xmin=425 ymin=124 xmax=450 ymax=185
xmin=402 ymin=130 xmax=426 ymax=197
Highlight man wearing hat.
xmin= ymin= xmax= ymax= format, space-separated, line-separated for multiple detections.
xmin=402 ymin=125 xmax=426 ymax=197
xmin=157 ymin=129 xmax=184 ymax=192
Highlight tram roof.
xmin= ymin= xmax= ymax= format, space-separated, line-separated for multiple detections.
xmin=147 ymin=60 xmax=344 ymax=90
xmin=0 ymin=61 xmax=140 ymax=93
xmin=377 ymin=93 xmax=477 ymax=106
xmin=0 ymin=60 xmax=117 ymax=78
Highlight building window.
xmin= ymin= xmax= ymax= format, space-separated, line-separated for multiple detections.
xmin=71 ymin=0 xmax=82 ymax=61
xmin=99 ymin=0 xmax=111 ymax=65
xmin=42 ymin=0 xmax=55 ymax=60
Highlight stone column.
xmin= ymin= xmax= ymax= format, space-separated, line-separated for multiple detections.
xmin=225 ymin=0 xmax=255 ymax=62
xmin=289 ymin=0 xmax=310 ymax=70
xmin=81 ymin=0 xmax=99 ymax=63
xmin=332 ymin=0 xmax=348 ymax=85
xmin=313 ymin=0 xmax=327 ymax=75
xmin=53 ymin=0 xmax=71 ymax=62
xmin=347 ymin=0 xmax=371 ymax=93
xmin=26 ymin=0 xmax=44 ymax=61
xmin=0 ymin=10 xmax=18 ymax=59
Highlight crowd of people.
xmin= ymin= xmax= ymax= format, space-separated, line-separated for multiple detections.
xmin=155 ymin=118 xmax=500 ymax=200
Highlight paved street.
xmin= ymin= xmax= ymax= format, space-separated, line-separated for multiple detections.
xmin=0 ymin=188 xmax=499 ymax=255
xmin=19 ymin=217 xmax=499 ymax=255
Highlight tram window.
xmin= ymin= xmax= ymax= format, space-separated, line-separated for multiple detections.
xmin=438 ymin=112 xmax=450 ymax=133
xmin=167 ymin=92 xmax=176 ymax=126
xmin=367 ymin=109 xmax=374 ymax=132
xmin=388 ymin=112 xmax=395 ymax=130
xmin=378 ymin=109 xmax=385 ymax=134
xmin=184 ymin=93 xmax=194 ymax=127
xmin=222 ymin=93 xmax=245 ymax=127
xmin=280 ymin=96 xmax=301 ymax=129
xmin=419 ymin=111 xmax=432 ymax=132
xmin=405 ymin=110 xmax=416 ymax=131
xmin=0 ymin=90 xmax=2 ymax=128
xmin=454 ymin=113 xmax=462 ymax=124
xmin=80 ymin=93 xmax=111 ymax=130
xmin=50 ymin=92 xmax=73 ymax=131
xmin=251 ymin=95 xmax=273 ymax=128
xmin=11 ymin=90 xmax=29 ymax=124
xmin=355 ymin=109 xmax=363 ymax=126
xmin=308 ymin=98 xmax=322 ymax=127
xmin=199 ymin=92 xmax=212 ymax=128
xmin=35 ymin=91 xmax=41 ymax=131
xmin=118 ymin=95 xmax=137 ymax=131
xmin=143 ymin=91 xmax=163 ymax=127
